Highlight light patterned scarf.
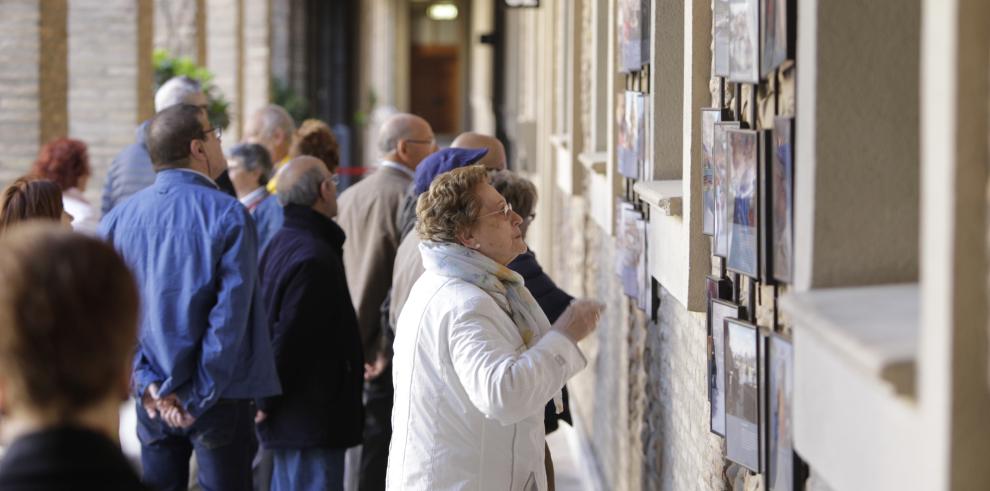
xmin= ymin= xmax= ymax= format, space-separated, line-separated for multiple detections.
xmin=419 ymin=240 xmax=564 ymax=413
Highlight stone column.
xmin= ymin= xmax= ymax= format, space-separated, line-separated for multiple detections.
xmin=0 ymin=0 xmax=68 ymax=185
xmin=206 ymin=0 xmax=243 ymax=142
xmin=67 ymin=0 xmax=154 ymax=203
xmin=242 ymin=0 xmax=271 ymax=127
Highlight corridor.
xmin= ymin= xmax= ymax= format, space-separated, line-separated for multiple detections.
xmin=0 ymin=0 xmax=988 ymax=490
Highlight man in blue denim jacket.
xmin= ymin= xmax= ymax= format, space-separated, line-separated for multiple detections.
xmin=101 ymin=103 xmax=281 ymax=491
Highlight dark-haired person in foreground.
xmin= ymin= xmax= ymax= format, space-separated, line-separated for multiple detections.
xmin=101 ymin=103 xmax=280 ymax=491
xmin=0 ymin=224 xmax=147 ymax=490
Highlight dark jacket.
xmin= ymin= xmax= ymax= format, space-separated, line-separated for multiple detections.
xmin=101 ymin=122 xmax=155 ymax=216
xmin=0 ymin=426 xmax=147 ymax=491
xmin=257 ymin=204 xmax=365 ymax=449
xmin=508 ymin=249 xmax=574 ymax=433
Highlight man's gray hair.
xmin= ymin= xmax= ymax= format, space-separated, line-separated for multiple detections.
xmin=254 ymin=105 xmax=296 ymax=141
xmin=377 ymin=114 xmax=423 ymax=155
xmin=154 ymin=76 xmax=202 ymax=113
xmin=277 ymin=166 xmax=325 ymax=207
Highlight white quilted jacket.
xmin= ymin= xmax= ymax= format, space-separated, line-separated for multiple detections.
xmin=386 ymin=270 xmax=587 ymax=491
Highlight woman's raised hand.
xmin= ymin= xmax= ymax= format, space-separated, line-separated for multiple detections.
xmin=551 ymin=298 xmax=605 ymax=343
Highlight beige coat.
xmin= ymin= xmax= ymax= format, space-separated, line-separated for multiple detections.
xmin=389 ymin=231 xmax=425 ymax=330
xmin=337 ymin=164 xmax=412 ymax=358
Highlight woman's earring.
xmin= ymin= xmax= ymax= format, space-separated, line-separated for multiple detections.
xmin=472 ymin=243 xmax=481 ymax=250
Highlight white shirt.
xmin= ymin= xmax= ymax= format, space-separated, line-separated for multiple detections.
xmin=380 ymin=160 xmax=415 ymax=180
xmin=387 ymin=270 xmax=586 ymax=491
xmin=62 ymin=188 xmax=99 ymax=236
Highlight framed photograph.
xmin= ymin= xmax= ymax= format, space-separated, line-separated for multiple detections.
xmin=726 ymin=129 xmax=760 ymax=277
xmin=763 ymin=333 xmax=807 ymax=491
xmin=701 ymin=109 xmax=725 ymax=236
xmin=724 ymin=318 xmax=761 ymax=472
xmin=713 ymin=0 xmax=732 ymax=77
xmin=634 ymin=93 xmax=647 ymax=179
xmin=728 ymin=0 xmax=760 ymax=83
xmin=760 ymin=0 xmax=788 ymax=75
xmin=618 ymin=205 xmax=645 ymax=300
xmin=618 ymin=92 xmax=641 ymax=179
xmin=618 ymin=0 xmax=642 ymax=73
xmin=640 ymin=0 xmax=651 ymax=66
xmin=709 ymin=299 xmax=744 ymax=437
xmin=636 ymin=217 xmax=649 ymax=311
xmin=712 ymin=121 xmax=741 ymax=257
xmin=771 ymin=117 xmax=794 ymax=283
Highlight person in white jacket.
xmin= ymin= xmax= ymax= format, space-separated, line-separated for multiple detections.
xmin=387 ymin=165 xmax=603 ymax=491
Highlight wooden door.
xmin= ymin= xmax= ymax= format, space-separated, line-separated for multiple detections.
xmin=409 ymin=45 xmax=460 ymax=134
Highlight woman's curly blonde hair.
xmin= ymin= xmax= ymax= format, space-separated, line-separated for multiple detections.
xmin=416 ymin=165 xmax=488 ymax=243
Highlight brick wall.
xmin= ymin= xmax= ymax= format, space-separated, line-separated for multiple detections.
xmin=68 ymin=0 xmax=152 ymax=204
xmin=0 ymin=1 xmax=43 ymax=185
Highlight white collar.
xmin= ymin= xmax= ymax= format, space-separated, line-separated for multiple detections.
xmin=380 ymin=160 xmax=415 ymax=179
xmin=239 ymin=187 xmax=268 ymax=206
xmin=173 ymin=168 xmax=219 ymax=189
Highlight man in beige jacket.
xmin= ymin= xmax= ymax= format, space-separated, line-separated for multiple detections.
xmin=335 ymin=112 xmax=435 ymax=491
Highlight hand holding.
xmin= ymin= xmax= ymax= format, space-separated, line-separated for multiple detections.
xmin=551 ymin=299 xmax=605 ymax=343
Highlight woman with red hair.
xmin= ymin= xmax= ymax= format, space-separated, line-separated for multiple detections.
xmin=31 ymin=138 xmax=98 ymax=234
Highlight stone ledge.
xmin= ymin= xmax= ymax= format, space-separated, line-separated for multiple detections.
xmin=779 ymin=283 xmax=918 ymax=395
xmin=633 ymin=179 xmax=683 ymax=217
xmin=577 ymin=150 xmax=607 ymax=175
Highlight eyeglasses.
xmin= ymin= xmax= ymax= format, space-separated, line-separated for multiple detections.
xmin=405 ymin=138 xmax=436 ymax=147
xmin=202 ymin=125 xmax=222 ymax=141
xmin=524 ymin=213 xmax=536 ymax=224
xmin=481 ymin=202 xmax=514 ymax=220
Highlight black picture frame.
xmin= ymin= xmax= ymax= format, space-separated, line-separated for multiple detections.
xmin=771 ymin=116 xmax=795 ymax=283
xmin=713 ymin=121 xmax=741 ymax=258
xmin=726 ymin=129 xmax=760 ymax=278
xmin=758 ymin=129 xmax=775 ymax=283
xmin=762 ymin=333 xmax=808 ymax=490
xmin=728 ymin=0 xmax=760 ymax=83
xmin=724 ymin=318 xmax=761 ymax=472
xmin=701 ymin=108 xmax=727 ymax=236
xmin=709 ymin=298 xmax=744 ymax=437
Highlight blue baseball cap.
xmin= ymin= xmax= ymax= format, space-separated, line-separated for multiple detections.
xmin=413 ymin=147 xmax=489 ymax=196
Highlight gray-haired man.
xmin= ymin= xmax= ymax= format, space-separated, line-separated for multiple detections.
xmin=101 ymin=76 xmax=208 ymax=214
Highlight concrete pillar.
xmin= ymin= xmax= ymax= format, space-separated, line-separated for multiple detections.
xmin=242 ymin=0 xmax=271 ymax=125
xmin=468 ymin=0 xmax=495 ymax=134
xmin=154 ymin=0 xmax=205 ymax=62
xmin=206 ymin=0 xmax=243 ymax=141
xmin=0 ymin=0 xmax=67 ymax=185
xmin=918 ymin=0 xmax=990 ymax=488
xmin=270 ymin=0 xmax=291 ymax=84
xmin=793 ymin=0 xmax=920 ymax=290
xmin=68 ymin=0 xmax=154 ymax=203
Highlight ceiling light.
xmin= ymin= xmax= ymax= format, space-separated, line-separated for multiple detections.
xmin=427 ymin=3 xmax=458 ymax=21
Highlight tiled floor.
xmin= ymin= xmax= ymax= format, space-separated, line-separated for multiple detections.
xmin=547 ymin=423 xmax=591 ymax=491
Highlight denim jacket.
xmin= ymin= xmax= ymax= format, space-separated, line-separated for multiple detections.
xmin=101 ymin=169 xmax=281 ymax=417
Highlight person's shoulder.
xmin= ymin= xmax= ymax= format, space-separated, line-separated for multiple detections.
xmin=430 ymin=276 xmax=500 ymax=314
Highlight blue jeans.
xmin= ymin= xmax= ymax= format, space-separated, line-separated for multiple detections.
xmin=272 ymin=447 xmax=346 ymax=491
xmin=136 ymin=399 xmax=255 ymax=491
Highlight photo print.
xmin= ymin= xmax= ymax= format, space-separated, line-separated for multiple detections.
xmin=709 ymin=299 xmax=743 ymax=437
xmin=712 ymin=121 xmax=741 ymax=258
xmin=771 ymin=117 xmax=794 ymax=283
xmin=728 ymin=0 xmax=759 ymax=83
xmin=713 ymin=0 xmax=732 ymax=76
xmin=618 ymin=92 xmax=644 ymax=179
xmin=765 ymin=334 xmax=798 ymax=491
xmin=618 ymin=0 xmax=642 ymax=73
xmin=726 ymin=129 xmax=759 ymax=277
xmin=617 ymin=203 xmax=645 ymax=300
xmin=701 ymin=109 xmax=724 ymax=236
xmin=724 ymin=318 xmax=761 ymax=472
xmin=761 ymin=0 xmax=788 ymax=75
xmin=641 ymin=0 xmax=651 ymax=66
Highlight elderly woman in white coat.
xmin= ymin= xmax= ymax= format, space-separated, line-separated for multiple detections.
xmin=386 ymin=165 xmax=603 ymax=491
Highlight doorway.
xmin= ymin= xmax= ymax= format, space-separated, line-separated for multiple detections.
xmin=408 ymin=1 xmax=469 ymax=138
